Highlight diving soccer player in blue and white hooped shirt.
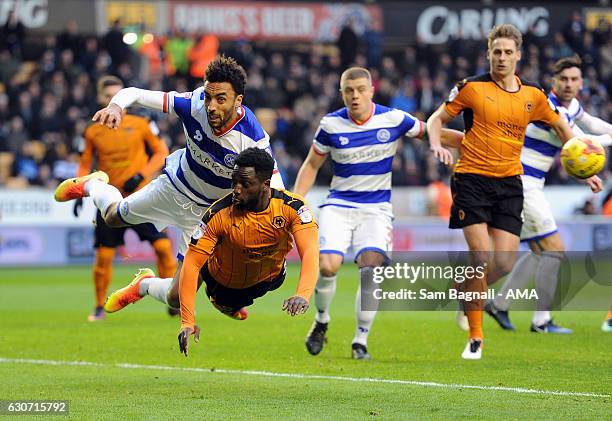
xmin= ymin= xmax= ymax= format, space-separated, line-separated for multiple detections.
xmin=295 ymin=67 xmax=461 ymax=360
xmin=55 ymin=56 xmax=284 ymax=314
xmin=485 ymin=56 xmax=612 ymax=334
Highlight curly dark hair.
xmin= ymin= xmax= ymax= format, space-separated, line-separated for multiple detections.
xmin=234 ymin=147 xmax=275 ymax=181
xmin=205 ymin=55 xmax=247 ymax=96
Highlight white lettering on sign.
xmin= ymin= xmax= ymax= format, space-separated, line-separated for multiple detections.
xmin=261 ymin=7 xmax=313 ymax=37
xmin=0 ymin=0 xmax=48 ymax=28
xmin=416 ymin=6 xmax=549 ymax=44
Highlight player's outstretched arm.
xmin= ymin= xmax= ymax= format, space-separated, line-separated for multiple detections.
xmin=575 ymin=112 xmax=612 ymax=146
xmin=551 ymin=117 xmax=574 ymax=145
xmin=293 ymin=146 xmax=327 ymax=196
xmin=177 ymin=249 xmax=208 ymax=356
xmin=283 ymin=226 xmax=319 ymax=316
xmin=92 ymin=88 xmax=167 ymax=129
xmin=426 ymin=105 xmax=454 ymax=165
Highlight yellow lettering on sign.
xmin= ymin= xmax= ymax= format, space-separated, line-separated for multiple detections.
xmin=106 ymin=2 xmax=157 ymax=28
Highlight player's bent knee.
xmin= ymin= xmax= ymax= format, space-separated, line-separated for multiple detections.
xmin=320 ymin=254 xmax=342 ymax=277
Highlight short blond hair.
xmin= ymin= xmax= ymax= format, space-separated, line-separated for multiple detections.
xmin=340 ymin=67 xmax=371 ymax=87
xmin=487 ymin=24 xmax=523 ymax=50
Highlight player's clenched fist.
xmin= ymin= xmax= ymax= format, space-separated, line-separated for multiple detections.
xmin=92 ymin=103 xmax=123 ymax=129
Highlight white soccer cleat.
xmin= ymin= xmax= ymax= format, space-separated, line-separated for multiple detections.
xmin=602 ymin=318 xmax=612 ymax=333
xmin=461 ymin=339 xmax=482 ymax=360
xmin=456 ymin=310 xmax=469 ymax=331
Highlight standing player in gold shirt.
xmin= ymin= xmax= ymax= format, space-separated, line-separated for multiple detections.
xmin=427 ymin=24 xmax=602 ymax=359
xmin=177 ymin=148 xmax=319 ymax=356
xmin=77 ymin=76 xmax=176 ymax=321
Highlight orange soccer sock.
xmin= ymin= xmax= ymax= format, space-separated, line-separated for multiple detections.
xmin=467 ymin=310 xmax=483 ymax=341
xmin=152 ymin=238 xmax=177 ymax=279
xmin=94 ymin=246 xmax=116 ymax=307
xmin=607 ymin=308 xmax=612 ymax=320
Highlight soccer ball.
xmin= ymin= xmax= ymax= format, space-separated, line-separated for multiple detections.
xmin=560 ymin=135 xmax=606 ymax=179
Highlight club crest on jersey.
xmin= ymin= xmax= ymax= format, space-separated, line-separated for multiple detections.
xmin=272 ymin=216 xmax=286 ymax=229
xmin=376 ymin=129 xmax=391 ymax=143
xmin=181 ymin=92 xmax=192 ymax=99
xmin=224 ymin=153 xmax=237 ymax=167
xmin=297 ymin=205 xmax=313 ymax=223
xmin=525 ymin=101 xmax=533 ymax=113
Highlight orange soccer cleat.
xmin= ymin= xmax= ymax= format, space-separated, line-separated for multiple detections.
xmin=104 ymin=268 xmax=155 ymax=313
xmin=54 ymin=171 xmax=109 ymax=202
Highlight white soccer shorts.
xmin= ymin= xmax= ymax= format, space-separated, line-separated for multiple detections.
xmin=318 ymin=205 xmax=393 ymax=262
xmin=520 ymin=176 xmax=558 ymax=242
xmin=117 ymin=174 xmax=209 ymax=259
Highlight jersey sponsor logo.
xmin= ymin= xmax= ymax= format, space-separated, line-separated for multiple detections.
xmin=193 ymin=130 xmax=203 ymax=142
xmin=376 ymin=129 xmax=391 ymax=143
xmin=272 ymin=216 xmax=286 ymax=229
xmin=339 ymin=136 xmax=349 ymax=145
xmin=187 ymin=142 xmax=233 ymax=177
xmin=297 ymin=205 xmax=313 ymax=223
xmin=525 ymin=101 xmax=533 ymax=113
xmin=224 ymin=153 xmax=237 ymax=167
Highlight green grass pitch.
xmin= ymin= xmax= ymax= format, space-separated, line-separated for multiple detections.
xmin=0 ymin=264 xmax=610 ymax=420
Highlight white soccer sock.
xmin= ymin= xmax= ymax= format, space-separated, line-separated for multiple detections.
xmin=314 ymin=275 xmax=336 ymax=323
xmin=494 ymin=252 xmax=540 ymax=311
xmin=532 ymin=252 xmax=563 ymax=325
xmin=532 ymin=310 xmax=551 ymax=326
xmin=353 ymin=267 xmax=378 ymax=346
xmin=85 ymin=179 xmax=122 ymax=216
xmin=140 ymin=277 xmax=172 ymax=304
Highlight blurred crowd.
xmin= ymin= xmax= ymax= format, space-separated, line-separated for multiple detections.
xmin=0 ymin=12 xmax=610 ymax=195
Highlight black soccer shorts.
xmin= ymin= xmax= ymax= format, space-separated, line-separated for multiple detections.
xmin=449 ymin=173 xmax=523 ymax=236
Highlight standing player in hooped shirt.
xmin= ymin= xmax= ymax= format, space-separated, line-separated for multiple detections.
xmin=427 ymin=24 xmax=602 ymax=359
xmin=54 ymin=56 xmax=284 ymax=315
xmin=297 ymin=67 xmax=461 ymax=360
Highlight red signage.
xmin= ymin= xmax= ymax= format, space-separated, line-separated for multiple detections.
xmin=169 ymin=1 xmax=383 ymax=41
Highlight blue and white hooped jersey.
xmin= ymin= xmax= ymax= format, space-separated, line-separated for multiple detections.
xmin=521 ymin=92 xmax=584 ymax=185
xmin=161 ymin=87 xmax=281 ymax=206
xmin=313 ymin=103 xmax=423 ymax=215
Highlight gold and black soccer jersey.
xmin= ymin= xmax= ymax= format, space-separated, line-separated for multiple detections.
xmin=445 ymin=73 xmax=560 ymax=178
xmin=189 ymin=189 xmax=318 ymax=289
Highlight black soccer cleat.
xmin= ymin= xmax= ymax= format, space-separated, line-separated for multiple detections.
xmin=484 ymin=300 xmax=515 ymax=331
xmin=305 ymin=321 xmax=328 ymax=355
xmin=351 ymin=343 xmax=371 ymax=360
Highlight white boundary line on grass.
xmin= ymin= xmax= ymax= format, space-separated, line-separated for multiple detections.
xmin=0 ymin=357 xmax=609 ymax=399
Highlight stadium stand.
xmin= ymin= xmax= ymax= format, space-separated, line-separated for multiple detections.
xmin=0 ymin=14 xmax=610 ymax=190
